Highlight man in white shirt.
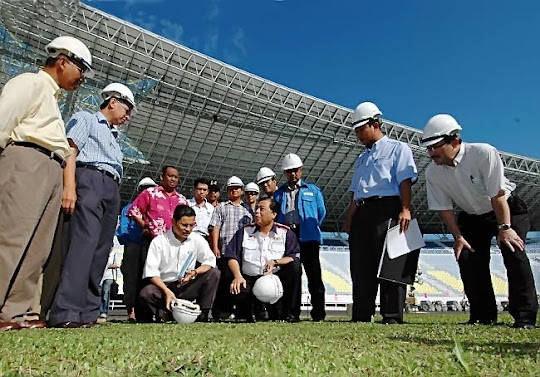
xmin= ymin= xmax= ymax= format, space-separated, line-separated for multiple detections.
xmin=138 ymin=205 xmax=220 ymax=323
xmin=187 ymin=178 xmax=214 ymax=240
xmin=421 ymin=114 xmax=537 ymax=329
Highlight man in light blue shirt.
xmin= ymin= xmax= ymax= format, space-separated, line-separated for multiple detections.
xmin=343 ymin=102 xmax=418 ymax=324
xmin=49 ymin=83 xmax=136 ymax=328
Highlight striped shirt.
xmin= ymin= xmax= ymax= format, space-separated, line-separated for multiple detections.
xmin=66 ymin=111 xmax=123 ymax=179
xmin=209 ymin=200 xmax=253 ymax=255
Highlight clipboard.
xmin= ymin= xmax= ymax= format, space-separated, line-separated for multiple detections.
xmin=377 ymin=219 xmax=423 ymax=285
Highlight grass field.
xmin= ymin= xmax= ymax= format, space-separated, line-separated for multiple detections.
xmin=0 ymin=313 xmax=538 ymax=376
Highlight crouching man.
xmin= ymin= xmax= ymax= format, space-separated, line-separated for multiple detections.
xmin=138 ymin=205 xmax=220 ymax=323
xmin=225 ymin=198 xmax=301 ymax=322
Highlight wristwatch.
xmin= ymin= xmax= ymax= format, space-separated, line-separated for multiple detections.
xmin=498 ymin=223 xmax=511 ymax=230
xmin=273 ymin=259 xmax=278 ymax=267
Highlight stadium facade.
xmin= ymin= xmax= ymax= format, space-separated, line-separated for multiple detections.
xmin=1 ymin=0 xmax=539 ymax=235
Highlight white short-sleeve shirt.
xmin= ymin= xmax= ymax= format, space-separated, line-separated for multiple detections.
xmin=425 ymin=142 xmax=515 ymax=215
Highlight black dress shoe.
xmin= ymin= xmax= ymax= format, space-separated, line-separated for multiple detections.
xmin=82 ymin=321 xmax=103 ymax=328
xmin=382 ymin=318 xmax=403 ymax=325
xmin=0 ymin=322 xmax=21 ymax=331
xmin=512 ymin=322 xmax=536 ymax=329
xmin=53 ymin=321 xmax=84 ymax=328
xmin=19 ymin=320 xmax=47 ymax=329
xmin=285 ymin=315 xmax=300 ymax=323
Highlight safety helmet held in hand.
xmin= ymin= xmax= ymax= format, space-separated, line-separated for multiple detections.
xmin=171 ymin=299 xmax=201 ymax=324
xmin=351 ymin=102 xmax=382 ymax=130
xmin=101 ymin=83 xmax=137 ymax=114
xmin=244 ymin=182 xmax=260 ymax=194
xmin=253 ymin=274 xmax=283 ymax=304
xmin=281 ymin=153 xmax=303 ymax=171
xmin=45 ymin=36 xmax=94 ymax=78
xmin=256 ymin=167 xmax=276 ymax=184
xmin=420 ymin=114 xmax=462 ymax=147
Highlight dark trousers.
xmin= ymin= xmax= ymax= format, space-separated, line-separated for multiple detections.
xmin=137 ymin=268 xmax=220 ymax=322
xmin=120 ymin=241 xmax=144 ymax=314
xmin=457 ymin=195 xmax=538 ymax=324
xmin=229 ymin=259 xmax=301 ymax=320
xmin=48 ymin=168 xmax=120 ymax=325
xmin=212 ymin=257 xmax=235 ymax=317
xmin=349 ymin=196 xmax=406 ymax=322
xmin=291 ymin=229 xmax=326 ymax=320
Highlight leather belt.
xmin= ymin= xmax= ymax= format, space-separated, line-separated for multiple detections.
xmin=354 ymin=196 xmax=398 ymax=206
xmin=10 ymin=142 xmax=66 ymax=168
xmin=76 ymin=162 xmax=121 ymax=184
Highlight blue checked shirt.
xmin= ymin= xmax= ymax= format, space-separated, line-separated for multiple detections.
xmin=66 ymin=111 xmax=123 ymax=179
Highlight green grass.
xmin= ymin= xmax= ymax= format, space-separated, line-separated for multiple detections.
xmin=0 ymin=313 xmax=538 ymax=376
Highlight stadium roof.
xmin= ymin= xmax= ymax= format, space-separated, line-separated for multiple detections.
xmin=1 ymin=0 xmax=539 ymax=233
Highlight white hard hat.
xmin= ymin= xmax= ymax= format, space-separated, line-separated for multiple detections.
xmin=171 ymin=299 xmax=201 ymax=324
xmin=244 ymin=182 xmax=260 ymax=194
xmin=253 ymin=274 xmax=284 ymax=304
xmin=420 ymin=114 xmax=462 ymax=147
xmin=101 ymin=83 xmax=137 ymax=115
xmin=281 ymin=153 xmax=303 ymax=171
xmin=351 ymin=102 xmax=382 ymax=130
xmin=45 ymin=36 xmax=94 ymax=79
xmin=137 ymin=177 xmax=157 ymax=190
xmin=226 ymin=176 xmax=244 ymax=188
xmin=256 ymin=167 xmax=276 ymax=184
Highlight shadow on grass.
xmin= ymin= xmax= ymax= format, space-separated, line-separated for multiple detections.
xmin=389 ymin=334 xmax=539 ymax=357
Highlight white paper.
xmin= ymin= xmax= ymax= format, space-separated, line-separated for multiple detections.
xmin=385 ymin=218 xmax=425 ymax=259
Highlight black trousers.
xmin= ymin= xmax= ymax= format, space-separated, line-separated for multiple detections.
xmin=291 ymin=228 xmax=326 ymax=320
xmin=229 ymin=259 xmax=301 ymax=320
xmin=457 ymin=195 xmax=538 ymax=324
xmin=212 ymin=257 xmax=236 ymax=317
xmin=137 ymin=268 xmax=220 ymax=322
xmin=120 ymin=241 xmax=144 ymax=313
xmin=349 ymin=196 xmax=406 ymax=322
xmin=48 ymin=168 xmax=120 ymax=325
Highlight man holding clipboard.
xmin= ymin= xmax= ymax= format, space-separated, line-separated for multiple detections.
xmin=343 ymin=102 xmax=419 ymax=324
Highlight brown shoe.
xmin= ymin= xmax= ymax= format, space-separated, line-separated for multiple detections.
xmin=0 ymin=322 xmax=21 ymax=331
xmin=20 ymin=320 xmax=47 ymax=329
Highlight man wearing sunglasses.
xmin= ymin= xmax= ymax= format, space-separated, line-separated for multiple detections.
xmin=0 ymin=36 xmax=93 ymax=331
xmin=48 ymin=83 xmax=137 ymax=328
xmin=421 ymin=114 xmax=537 ymax=329
xmin=274 ymin=153 xmax=327 ymax=322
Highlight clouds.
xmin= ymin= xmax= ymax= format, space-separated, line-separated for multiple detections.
xmin=125 ymin=11 xmax=184 ymax=45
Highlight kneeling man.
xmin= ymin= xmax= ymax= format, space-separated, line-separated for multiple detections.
xmin=138 ymin=205 xmax=220 ymax=322
xmin=225 ymin=198 xmax=301 ymax=322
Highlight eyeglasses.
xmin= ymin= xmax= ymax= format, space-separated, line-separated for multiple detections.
xmin=426 ymin=140 xmax=447 ymax=151
xmin=65 ymin=57 xmax=88 ymax=78
xmin=116 ymin=99 xmax=132 ymax=116
xmin=245 ymin=192 xmax=258 ymax=195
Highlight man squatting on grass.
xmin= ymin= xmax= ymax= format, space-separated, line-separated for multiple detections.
xmin=138 ymin=205 xmax=220 ymax=323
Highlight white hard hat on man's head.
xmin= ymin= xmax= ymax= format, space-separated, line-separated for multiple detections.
xmin=226 ymin=176 xmax=244 ymax=188
xmin=281 ymin=153 xmax=303 ymax=171
xmin=137 ymin=177 xmax=157 ymax=191
xmin=245 ymin=182 xmax=260 ymax=194
xmin=256 ymin=167 xmax=276 ymax=184
xmin=101 ymin=83 xmax=137 ymax=115
xmin=420 ymin=114 xmax=462 ymax=147
xmin=351 ymin=102 xmax=382 ymax=130
xmin=45 ymin=36 xmax=94 ymax=78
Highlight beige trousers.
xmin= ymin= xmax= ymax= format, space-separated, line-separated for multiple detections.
xmin=0 ymin=145 xmax=62 ymax=321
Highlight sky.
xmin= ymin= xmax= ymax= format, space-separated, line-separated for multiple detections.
xmin=83 ymin=0 xmax=540 ymax=159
